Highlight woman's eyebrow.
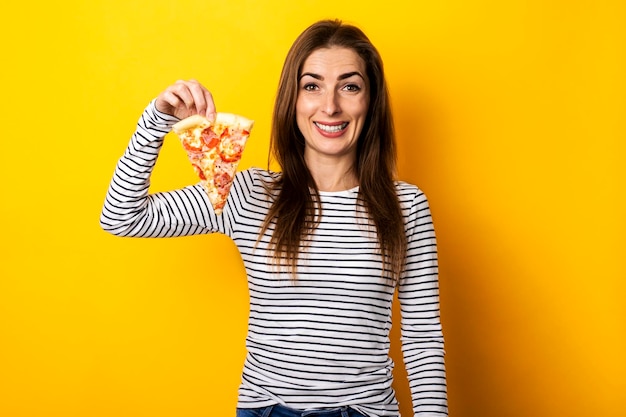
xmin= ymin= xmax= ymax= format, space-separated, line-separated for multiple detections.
xmin=338 ymin=71 xmax=364 ymax=80
xmin=299 ymin=71 xmax=365 ymax=81
xmin=299 ymin=72 xmax=322 ymax=80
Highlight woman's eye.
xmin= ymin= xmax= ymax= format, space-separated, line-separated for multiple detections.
xmin=303 ymin=83 xmax=318 ymax=91
xmin=343 ymin=84 xmax=361 ymax=92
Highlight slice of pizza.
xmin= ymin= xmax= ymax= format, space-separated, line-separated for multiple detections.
xmin=172 ymin=112 xmax=254 ymax=215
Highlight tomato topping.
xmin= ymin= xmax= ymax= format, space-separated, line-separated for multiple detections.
xmin=220 ymin=146 xmax=243 ymax=162
xmin=192 ymin=164 xmax=206 ymax=180
xmin=201 ymin=128 xmax=220 ymax=148
xmin=219 ymin=138 xmax=244 ymax=162
xmin=183 ymin=139 xmax=203 ymax=152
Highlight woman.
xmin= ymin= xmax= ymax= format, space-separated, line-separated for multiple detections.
xmin=101 ymin=19 xmax=448 ymax=417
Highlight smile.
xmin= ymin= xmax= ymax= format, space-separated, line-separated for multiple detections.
xmin=314 ymin=122 xmax=349 ymax=134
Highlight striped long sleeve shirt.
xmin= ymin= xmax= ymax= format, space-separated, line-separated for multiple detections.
xmin=100 ymin=100 xmax=448 ymax=416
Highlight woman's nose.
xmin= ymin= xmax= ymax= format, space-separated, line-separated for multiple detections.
xmin=322 ymin=91 xmax=340 ymax=116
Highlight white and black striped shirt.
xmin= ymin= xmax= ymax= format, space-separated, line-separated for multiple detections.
xmin=100 ymin=100 xmax=448 ymax=416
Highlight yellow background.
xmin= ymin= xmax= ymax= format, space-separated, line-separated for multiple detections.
xmin=1 ymin=0 xmax=624 ymax=416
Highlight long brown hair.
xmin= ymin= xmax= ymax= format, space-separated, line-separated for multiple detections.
xmin=261 ymin=19 xmax=406 ymax=282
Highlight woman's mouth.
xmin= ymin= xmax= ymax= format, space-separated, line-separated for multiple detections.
xmin=314 ymin=122 xmax=349 ymax=135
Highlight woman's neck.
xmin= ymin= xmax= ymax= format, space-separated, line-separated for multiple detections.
xmin=306 ymin=156 xmax=358 ymax=192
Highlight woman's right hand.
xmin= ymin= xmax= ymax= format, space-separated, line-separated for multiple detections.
xmin=155 ymin=79 xmax=216 ymax=121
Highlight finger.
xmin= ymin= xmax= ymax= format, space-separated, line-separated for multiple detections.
xmin=204 ymin=90 xmax=217 ymax=121
xmin=171 ymin=80 xmax=196 ymax=111
xmin=187 ymin=80 xmax=208 ymax=116
xmin=156 ymin=87 xmax=187 ymax=114
xmin=154 ymin=92 xmax=173 ymax=115
xmin=188 ymin=80 xmax=216 ymax=120
xmin=156 ymin=90 xmax=191 ymax=119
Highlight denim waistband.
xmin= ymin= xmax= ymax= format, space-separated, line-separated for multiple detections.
xmin=237 ymin=403 xmax=367 ymax=417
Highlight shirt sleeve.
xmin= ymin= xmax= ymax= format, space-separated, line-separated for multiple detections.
xmin=99 ymin=99 xmax=224 ymax=237
xmin=398 ymin=190 xmax=448 ymax=416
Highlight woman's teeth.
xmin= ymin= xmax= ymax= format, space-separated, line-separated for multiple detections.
xmin=315 ymin=122 xmax=348 ymax=133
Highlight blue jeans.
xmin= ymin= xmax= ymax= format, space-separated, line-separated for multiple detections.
xmin=236 ymin=404 xmax=368 ymax=417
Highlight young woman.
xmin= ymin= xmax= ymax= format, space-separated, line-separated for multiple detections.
xmin=101 ymin=19 xmax=448 ymax=417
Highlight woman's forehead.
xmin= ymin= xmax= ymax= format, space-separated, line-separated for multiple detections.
xmin=300 ymin=47 xmax=366 ymax=77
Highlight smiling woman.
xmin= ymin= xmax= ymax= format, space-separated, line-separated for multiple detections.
xmin=265 ymin=21 xmax=408 ymax=287
xmin=100 ymin=19 xmax=447 ymax=417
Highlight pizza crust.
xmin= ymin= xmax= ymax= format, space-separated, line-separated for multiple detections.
xmin=172 ymin=113 xmax=254 ymax=134
xmin=214 ymin=113 xmax=254 ymax=131
xmin=172 ymin=114 xmax=211 ymax=134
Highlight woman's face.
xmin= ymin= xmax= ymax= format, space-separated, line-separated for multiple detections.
xmin=296 ymin=46 xmax=369 ymax=167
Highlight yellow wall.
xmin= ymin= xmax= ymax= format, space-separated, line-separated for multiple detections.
xmin=1 ymin=1 xmax=624 ymax=416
